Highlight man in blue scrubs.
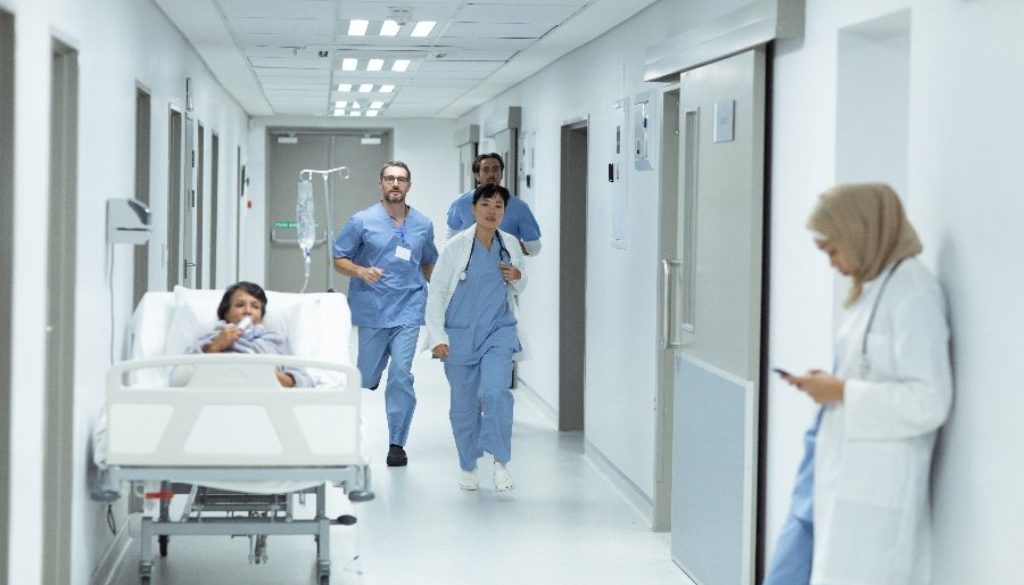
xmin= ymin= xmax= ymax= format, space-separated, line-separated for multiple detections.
xmin=333 ymin=161 xmax=438 ymax=467
xmin=444 ymin=153 xmax=542 ymax=256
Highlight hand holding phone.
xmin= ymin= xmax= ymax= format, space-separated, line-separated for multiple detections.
xmin=773 ymin=367 xmax=792 ymax=377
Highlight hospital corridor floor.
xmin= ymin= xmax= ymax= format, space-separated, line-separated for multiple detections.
xmin=111 ymin=351 xmax=695 ymax=585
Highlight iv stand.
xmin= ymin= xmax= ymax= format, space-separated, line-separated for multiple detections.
xmin=298 ymin=166 xmax=349 ymax=291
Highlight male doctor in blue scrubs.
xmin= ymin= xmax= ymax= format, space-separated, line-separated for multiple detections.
xmin=444 ymin=153 xmax=542 ymax=255
xmin=333 ymin=161 xmax=438 ymax=467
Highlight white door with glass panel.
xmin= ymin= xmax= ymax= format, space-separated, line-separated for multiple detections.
xmin=664 ymin=47 xmax=766 ymax=585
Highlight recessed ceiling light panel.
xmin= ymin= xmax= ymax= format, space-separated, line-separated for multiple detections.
xmin=348 ymin=19 xmax=369 ymax=36
xmin=411 ymin=21 xmax=436 ymax=37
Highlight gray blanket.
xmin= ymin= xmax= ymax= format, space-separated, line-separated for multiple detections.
xmin=189 ymin=322 xmax=313 ymax=388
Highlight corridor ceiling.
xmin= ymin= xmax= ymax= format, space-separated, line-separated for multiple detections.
xmin=155 ymin=0 xmax=658 ymax=118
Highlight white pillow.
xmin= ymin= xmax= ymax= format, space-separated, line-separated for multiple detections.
xmin=165 ymin=289 xmax=219 ymax=356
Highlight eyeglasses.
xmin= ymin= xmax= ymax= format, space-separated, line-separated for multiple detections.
xmin=382 ymin=175 xmax=410 ymax=184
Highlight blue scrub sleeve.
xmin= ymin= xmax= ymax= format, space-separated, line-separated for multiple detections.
xmin=515 ymin=201 xmax=542 ymax=242
xmin=422 ymin=223 xmax=439 ymax=264
xmin=446 ymin=196 xmax=470 ymax=231
xmin=333 ymin=216 xmax=363 ymax=259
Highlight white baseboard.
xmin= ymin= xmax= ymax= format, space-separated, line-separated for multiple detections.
xmin=514 ymin=376 xmax=558 ymax=427
xmin=584 ymin=438 xmax=655 ymax=527
xmin=90 ymin=514 xmax=133 ymax=585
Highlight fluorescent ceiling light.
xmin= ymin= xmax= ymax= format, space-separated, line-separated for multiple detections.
xmin=366 ymin=110 xmax=380 ymax=118
xmin=358 ymin=84 xmax=373 ymax=93
xmin=350 ymin=111 xmax=362 ymax=117
xmin=411 ymin=21 xmax=436 ymax=37
xmin=380 ymin=84 xmax=395 ymax=93
xmin=342 ymin=58 xmax=358 ymax=71
xmin=335 ymin=101 xmax=348 ymax=108
xmin=360 ymin=134 xmax=382 ymax=143
xmin=348 ymin=19 xmax=369 ymax=36
xmin=351 ymin=101 xmax=361 ymax=109
xmin=333 ymin=109 xmax=345 ymax=116
xmin=370 ymin=101 xmax=384 ymax=109
xmin=379 ymin=20 xmax=400 ymax=36
xmin=392 ymin=59 xmax=410 ymax=72
xmin=337 ymin=83 xmax=352 ymax=92
xmin=367 ymin=59 xmax=384 ymax=72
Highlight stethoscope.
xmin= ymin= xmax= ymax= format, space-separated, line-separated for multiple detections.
xmin=460 ymin=232 xmax=512 ymax=281
xmin=858 ymin=258 xmax=906 ymax=376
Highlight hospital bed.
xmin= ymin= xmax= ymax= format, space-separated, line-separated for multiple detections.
xmin=92 ymin=287 xmax=371 ymax=585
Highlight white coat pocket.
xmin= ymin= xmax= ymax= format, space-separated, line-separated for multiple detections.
xmin=837 ymin=439 xmax=911 ymax=509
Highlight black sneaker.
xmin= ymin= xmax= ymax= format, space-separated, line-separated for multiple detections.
xmin=386 ymin=444 xmax=408 ymax=467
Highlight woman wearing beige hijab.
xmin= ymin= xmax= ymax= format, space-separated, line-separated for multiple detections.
xmin=774 ymin=183 xmax=953 ymax=585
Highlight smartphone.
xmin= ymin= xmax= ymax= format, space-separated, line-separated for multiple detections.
xmin=772 ymin=367 xmax=792 ymax=377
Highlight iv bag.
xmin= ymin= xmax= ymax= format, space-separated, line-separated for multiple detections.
xmin=296 ymin=179 xmax=315 ymax=254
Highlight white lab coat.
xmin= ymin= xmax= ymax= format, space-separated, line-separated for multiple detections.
xmin=425 ymin=226 xmax=530 ymax=360
xmin=812 ymin=257 xmax=952 ymax=585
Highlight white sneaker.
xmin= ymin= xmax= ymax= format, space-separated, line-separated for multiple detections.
xmin=493 ymin=462 xmax=513 ymax=492
xmin=459 ymin=468 xmax=479 ymax=491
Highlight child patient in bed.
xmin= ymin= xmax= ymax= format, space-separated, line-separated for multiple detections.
xmin=188 ymin=281 xmax=312 ymax=388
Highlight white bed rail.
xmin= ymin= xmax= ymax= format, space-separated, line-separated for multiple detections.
xmin=105 ymin=354 xmax=362 ymax=467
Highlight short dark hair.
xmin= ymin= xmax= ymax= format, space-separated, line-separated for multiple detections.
xmin=379 ymin=160 xmax=411 ymax=182
xmin=217 ymin=281 xmax=268 ymax=320
xmin=472 ymin=183 xmax=510 ymax=206
xmin=472 ymin=153 xmax=504 ymax=174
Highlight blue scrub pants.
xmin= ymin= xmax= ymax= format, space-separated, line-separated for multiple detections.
xmin=762 ymin=411 xmax=822 ymax=585
xmin=444 ymin=345 xmax=515 ymax=471
xmin=357 ymin=325 xmax=419 ymax=447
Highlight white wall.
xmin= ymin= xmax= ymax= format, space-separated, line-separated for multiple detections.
xmin=769 ymin=0 xmax=1024 ymax=581
xmin=243 ymin=116 xmax=459 ymax=283
xmin=0 ymin=0 xmax=249 ymax=582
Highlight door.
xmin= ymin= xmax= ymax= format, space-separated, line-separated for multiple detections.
xmin=166 ymin=109 xmax=198 ymax=290
xmin=181 ymin=114 xmax=196 ymax=287
xmin=458 ymin=140 xmax=477 ymax=192
xmin=559 ymin=120 xmax=588 ymax=431
xmin=196 ymin=123 xmax=205 ymax=288
xmin=490 ymin=128 xmax=517 ymax=189
xmin=265 ymin=131 xmax=391 ymax=293
xmin=667 ymin=48 xmax=766 ymax=585
xmin=133 ymin=88 xmax=151 ymax=307
xmin=210 ymin=133 xmax=220 ymax=287
xmin=0 ymin=11 xmax=13 ymax=580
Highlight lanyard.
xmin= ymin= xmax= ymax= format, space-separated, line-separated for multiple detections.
xmin=859 ymin=258 xmax=906 ymax=376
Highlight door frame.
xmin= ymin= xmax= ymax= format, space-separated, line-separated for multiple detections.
xmin=653 ymin=85 xmax=681 ymax=532
xmin=43 ymin=37 xmax=79 ymax=585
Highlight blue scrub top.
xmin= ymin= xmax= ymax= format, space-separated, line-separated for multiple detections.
xmin=444 ymin=238 xmax=520 ymax=366
xmin=445 ymin=189 xmax=542 ymax=242
xmin=333 ymin=202 xmax=439 ymax=328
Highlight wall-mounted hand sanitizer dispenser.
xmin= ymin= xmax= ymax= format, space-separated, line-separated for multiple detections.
xmin=106 ymin=198 xmax=151 ymax=245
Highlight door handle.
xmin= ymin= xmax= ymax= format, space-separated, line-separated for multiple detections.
xmin=661 ymin=259 xmax=682 ymax=350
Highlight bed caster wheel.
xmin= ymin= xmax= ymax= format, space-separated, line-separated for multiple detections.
xmin=336 ymin=514 xmax=357 ymax=525
xmin=318 ymin=573 xmax=330 ymax=585
xmin=158 ymin=535 xmax=169 ymax=557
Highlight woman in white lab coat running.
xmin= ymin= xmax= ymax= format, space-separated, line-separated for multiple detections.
xmin=778 ymin=183 xmax=953 ymax=585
